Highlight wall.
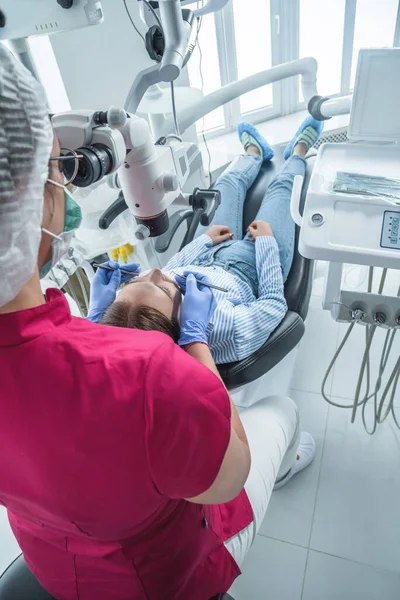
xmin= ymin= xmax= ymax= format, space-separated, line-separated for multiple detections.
xmin=49 ymin=0 xmax=195 ymax=136
xmin=50 ymin=0 xmax=153 ymax=109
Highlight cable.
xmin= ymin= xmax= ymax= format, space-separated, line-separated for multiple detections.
xmin=142 ymin=0 xmax=162 ymax=29
xmin=378 ymin=268 xmax=387 ymax=294
xmin=389 ymin=367 xmax=400 ymax=428
xmin=123 ymin=0 xmax=145 ymax=42
xmin=165 ymin=134 xmax=183 ymax=142
xmin=196 ymin=14 xmax=213 ymax=187
xmin=351 ymin=324 xmax=377 ymax=424
xmin=321 ymin=268 xmax=400 ymax=434
xmin=170 ymin=81 xmax=181 ymax=137
xmin=377 ymin=357 xmax=400 ymax=423
xmin=182 ymin=3 xmax=203 ymax=68
xmin=321 ymin=322 xmax=360 ymax=409
xmin=124 ymin=0 xmax=179 ymax=141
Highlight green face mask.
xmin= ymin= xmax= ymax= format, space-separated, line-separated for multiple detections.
xmin=40 ymin=181 xmax=83 ymax=278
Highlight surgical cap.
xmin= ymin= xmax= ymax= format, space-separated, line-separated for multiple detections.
xmin=0 ymin=45 xmax=53 ymax=307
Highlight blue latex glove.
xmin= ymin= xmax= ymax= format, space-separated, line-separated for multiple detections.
xmin=175 ymin=272 xmax=217 ymax=347
xmin=86 ymin=261 xmax=141 ymax=323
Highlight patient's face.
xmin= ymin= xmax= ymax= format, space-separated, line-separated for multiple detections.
xmin=116 ymin=269 xmax=181 ymax=321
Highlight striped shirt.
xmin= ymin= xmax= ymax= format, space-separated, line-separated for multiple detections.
xmin=164 ymin=234 xmax=287 ymax=365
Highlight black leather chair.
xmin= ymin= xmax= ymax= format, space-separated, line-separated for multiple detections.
xmin=172 ymin=149 xmax=313 ymax=390
xmin=0 ymin=554 xmax=236 ymax=599
xmin=218 ymin=150 xmax=316 ymax=390
xmin=155 ymin=147 xmax=315 ymax=391
xmin=0 ymin=554 xmax=54 ymax=599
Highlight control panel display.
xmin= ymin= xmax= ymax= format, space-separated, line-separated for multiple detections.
xmin=381 ymin=211 xmax=400 ymax=250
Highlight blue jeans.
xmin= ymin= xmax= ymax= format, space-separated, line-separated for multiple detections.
xmin=194 ymin=154 xmax=306 ymax=290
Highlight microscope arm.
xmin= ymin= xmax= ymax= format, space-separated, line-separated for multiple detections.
xmin=157 ymin=0 xmax=194 ymax=82
xmin=124 ymin=64 xmax=163 ymax=114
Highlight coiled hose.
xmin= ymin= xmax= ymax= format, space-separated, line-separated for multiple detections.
xmin=321 ymin=268 xmax=400 ymax=434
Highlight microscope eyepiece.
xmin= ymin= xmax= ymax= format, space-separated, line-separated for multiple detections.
xmin=63 ymin=144 xmax=114 ymax=188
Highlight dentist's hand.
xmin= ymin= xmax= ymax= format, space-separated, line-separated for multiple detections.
xmin=87 ymin=261 xmax=141 ymax=323
xmin=176 ymin=272 xmax=217 ymax=347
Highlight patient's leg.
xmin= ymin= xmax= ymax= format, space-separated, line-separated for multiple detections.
xmin=195 ymin=124 xmax=273 ymax=239
xmin=250 ymin=126 xmax=320 ymax=281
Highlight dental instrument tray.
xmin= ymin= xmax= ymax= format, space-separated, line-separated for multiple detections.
xmin=296 ymin=48 xmax=400 ymax=269
xmin=332 ymin=171 xmax=400 ymax=204
xmin=297 ymin=141 xmax=400 ymax=269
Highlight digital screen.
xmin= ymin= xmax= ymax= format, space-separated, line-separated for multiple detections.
xmin=381 ymin=211 xmax=400 ymax=250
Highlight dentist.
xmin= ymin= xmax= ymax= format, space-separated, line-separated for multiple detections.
xmin=0 ymin=47 xmax=303 ymax=600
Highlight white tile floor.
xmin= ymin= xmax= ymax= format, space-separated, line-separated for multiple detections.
xmin=231 ymin=263 xmax=400 ymax=600
xmin=0 ymin=263 xmax=399 ymax=600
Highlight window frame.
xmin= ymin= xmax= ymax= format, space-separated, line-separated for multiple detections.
xmin=190 ymin=0 xmax=400 ymax=138
xmin=190 ymin=0 xmax=283 ymax=137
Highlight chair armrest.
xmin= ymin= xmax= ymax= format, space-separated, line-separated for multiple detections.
xmin=218 ymin=311 xmax=305 ymax=390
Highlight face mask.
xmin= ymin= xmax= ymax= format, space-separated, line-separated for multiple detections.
xmin=39 ymin=179 xmax=83 ymax=278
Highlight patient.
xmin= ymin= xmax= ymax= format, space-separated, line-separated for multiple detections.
xmin=101 ymin=118 xmax=323 ymax=364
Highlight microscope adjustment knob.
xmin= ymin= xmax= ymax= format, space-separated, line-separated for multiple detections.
xmin=135 ymin=224 xmax=151 ymax=241
xmin=107 ymin=106 xmax=128 ymax=128
xmin=161 ymin=173 xmax=178 ymax=192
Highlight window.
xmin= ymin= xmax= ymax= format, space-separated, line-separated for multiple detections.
xmin=186 ymin=0 xmax=400 ymax=137
xmin=299 ymin=0 xmax=346 ymax=98
xmin=187 ymin=0 xmax=280 ymax=135
xmin=350 ymin=0 xmax=398 ymax=87
xmin=2 ymin=37 xmax=70 ymax=113
xmin=232 ymin=0 xmax=273 ymax=114
xmin=187 ymin=11 xmax=225 ymax=132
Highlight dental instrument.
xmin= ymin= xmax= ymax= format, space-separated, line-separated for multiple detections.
xmin=93 ymin=263 xmax=140 ymax=278
xmin=173 ymin=273 xmax=228 ymax=294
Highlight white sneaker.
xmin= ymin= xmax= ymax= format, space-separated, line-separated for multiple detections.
xmin=274 ymin=432 xmax=316 ymax=490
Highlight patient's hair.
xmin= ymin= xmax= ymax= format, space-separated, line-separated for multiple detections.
xmin=100 ymin=301 xmax=180 ymax=343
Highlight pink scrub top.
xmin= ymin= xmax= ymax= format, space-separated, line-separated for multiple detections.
xmin=0 ymin=290 xmax=253 ymax=600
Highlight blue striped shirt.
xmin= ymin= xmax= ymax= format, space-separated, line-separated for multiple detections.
xmin=164 ymin=234 xmax=287 ymax=365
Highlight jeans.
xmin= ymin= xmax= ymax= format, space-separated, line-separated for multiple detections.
xmin=195 ymin=154 xmax=306 ymax=286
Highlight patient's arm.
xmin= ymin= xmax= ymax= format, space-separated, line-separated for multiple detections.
xmin=232 ymin=236 xmax=287 ymax=361
xmin=164 ymin=234 xmax=213 ymax=271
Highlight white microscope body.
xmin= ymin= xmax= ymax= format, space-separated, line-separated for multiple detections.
xmin=52 ymin=107 xmax=195 ymax=240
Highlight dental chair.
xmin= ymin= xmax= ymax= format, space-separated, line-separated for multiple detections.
xmin=161 ymin=149 xmax=316 ymax=390
xmin=219 ymin=150 xmax=316 ymax=390
xmin=0 ymin=554 xmax=235 ymax=599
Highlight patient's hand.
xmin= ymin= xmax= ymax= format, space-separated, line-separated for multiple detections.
xmin=248 ymin=220 xmax=274 ymax=241
xmin=205 ymin=225 xmax=233 ymax=245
